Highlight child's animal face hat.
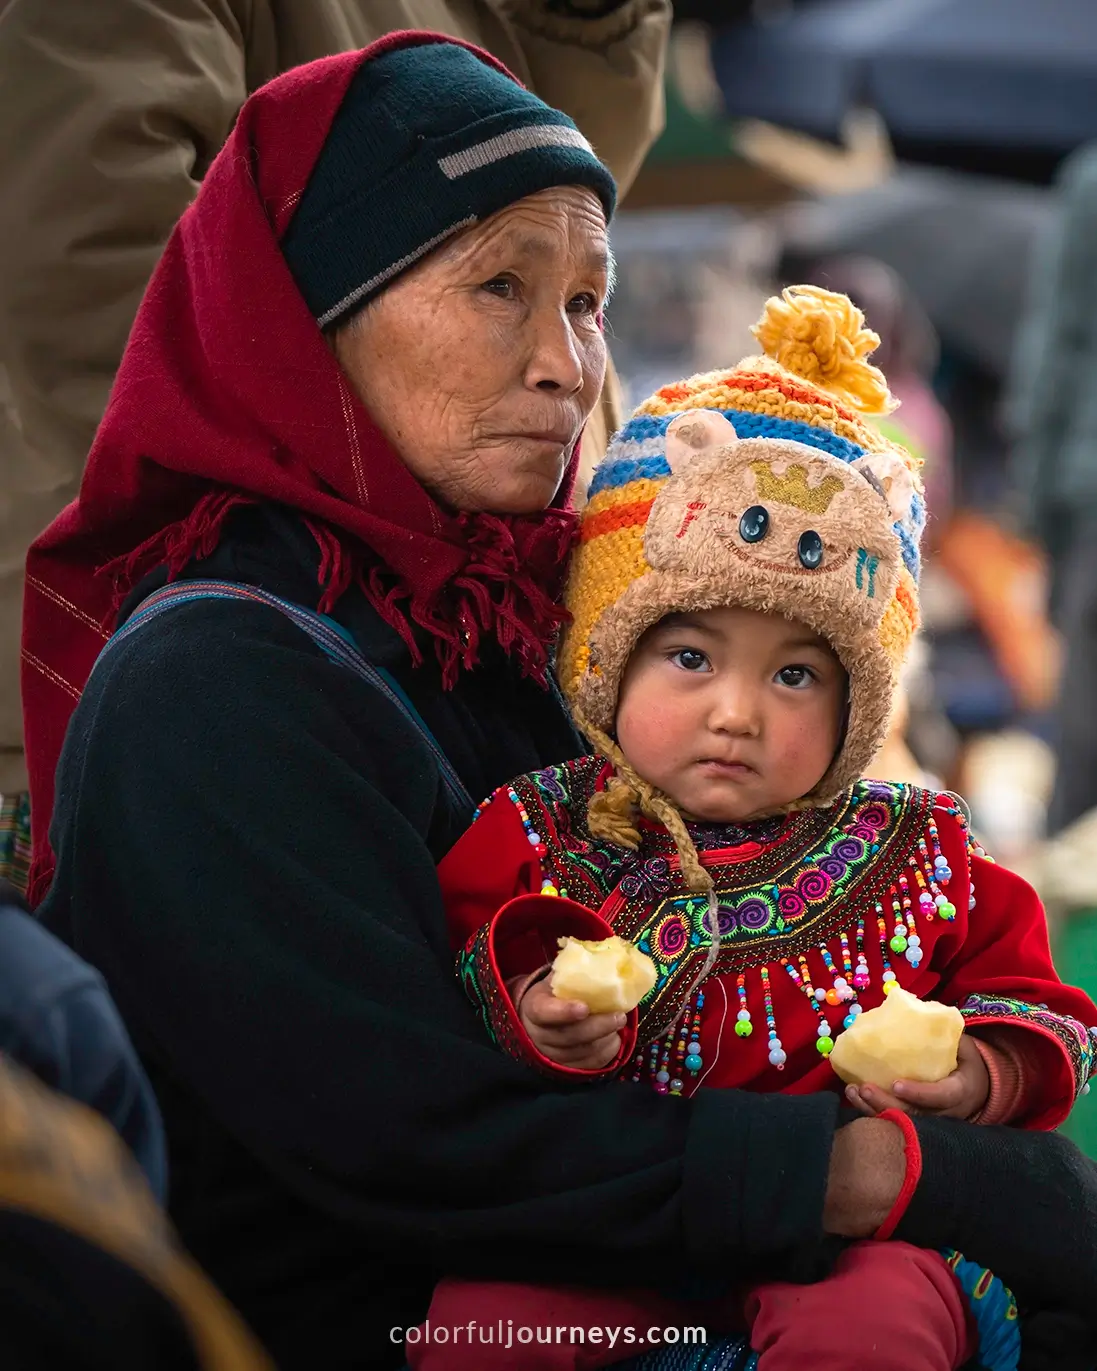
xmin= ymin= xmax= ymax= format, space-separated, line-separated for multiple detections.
xmin=559 ymin=286 xmax=924 ymax=887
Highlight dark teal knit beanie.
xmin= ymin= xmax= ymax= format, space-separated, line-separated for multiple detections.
xmin=281 ymin=40 xmax=618 ymax=328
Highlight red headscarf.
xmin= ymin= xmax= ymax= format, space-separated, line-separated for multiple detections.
xmin=21 ymin=32 xmax=581 ymax=902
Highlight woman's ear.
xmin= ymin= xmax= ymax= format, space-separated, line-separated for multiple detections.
xmin=664 ymin=410 xmax=739 ymax=474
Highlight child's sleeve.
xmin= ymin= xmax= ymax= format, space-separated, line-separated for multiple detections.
xmin=438 ymin=788 xmax=638 ymax=1082
xmin=931 ymin=804 xmax=1097 ymax=1129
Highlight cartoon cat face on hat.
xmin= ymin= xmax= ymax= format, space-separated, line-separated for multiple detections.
xmin=560 ymin=286 xmax=923 ymax=810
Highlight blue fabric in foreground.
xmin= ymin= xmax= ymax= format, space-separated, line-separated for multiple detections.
xmin=945 ymin=1249 xmax=1020 ymax=1371
xmin=617 ymin=1336 xmax=756 ymax=1371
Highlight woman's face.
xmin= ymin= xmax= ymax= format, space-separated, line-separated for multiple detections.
xmin=333 ymin=186 xmax=609 ymax=515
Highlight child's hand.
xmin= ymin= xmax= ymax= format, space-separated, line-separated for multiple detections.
xmin=518 ymin=977 xmax=625 ymax=1070
xmin=844 ymin=1032 xmax=990 ymax=1120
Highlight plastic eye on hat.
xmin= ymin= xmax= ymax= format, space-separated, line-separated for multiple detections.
xmin=798 ymin=530 xmax=824 ymax=568
xmin=739 ymin=506 xmax=769 ymax=543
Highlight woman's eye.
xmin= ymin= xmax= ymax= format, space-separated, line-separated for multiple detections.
xmin=567 ymin=291 xmax=599 ymax=315
xmin=481 ymin=276 xmax=515 ymax=298
xmin=671 ymin=648 xmax=710 ymax=672
xmin=777 ymin=665 xmax=814 ymax=689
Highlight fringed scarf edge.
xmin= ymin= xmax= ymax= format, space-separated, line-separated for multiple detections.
xmin=99 ymin=490 xmax=578 ymax=689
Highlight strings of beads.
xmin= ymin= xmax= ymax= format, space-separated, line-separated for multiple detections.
xmin=937 ymin=798 xmax=992 ymax=911
xmin=684 ymin=994 xmax=705 ymax=1076
xmin=780 ymin=954 xmax=838 ymax=1057
xmin=504 ymin=786 xmax=566 ymax=898
xmin=650 ymin=1031 xmax=675 ymax=1095
xmin=818 ymin=942 xmax=856 ymax=1008
xmin=912 ymin=855 xmax=935 ymax=920
xmin=890 ymin=874 xmax=923 ymax=969
xmin=621 ymin=801 xmax=985 ymax=1099
xmin=735 ymin=974 xmax=753 ymax=1038
xmin=838 ymin=929 xmax=854 ymax=980
xmin=874 ymin=901 xmax=899 ymax=996
xmin=761 ymin=965 xmax=786 ymax=1068
xmin=632 ymin=990 xmax=704 ymax=1096
xmin=853 ymin=912 xmax=871 ymax=991
xmin=676 ymin=803 xmax=970 ymax=1075
xmin=625 ymin=1027 xmax=652 ymax=1084
xmin=844 ymin=941 xmax=866 ymax=1025
xmin=925 ymin=817 xmax=957 ymax=919
xmin=817 ymin=938 xmax=862 ymax=1031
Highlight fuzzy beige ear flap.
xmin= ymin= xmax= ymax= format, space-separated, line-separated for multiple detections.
xmin=664 ymin=409 xmax=739 ymax=473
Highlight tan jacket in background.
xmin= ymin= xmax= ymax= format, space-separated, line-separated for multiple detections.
xmin=0 ymin=0 xmax=669 ymax=792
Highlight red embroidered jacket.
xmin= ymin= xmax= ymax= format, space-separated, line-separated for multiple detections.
xmin=440 ymin=756 xmax=1096 ymax=1130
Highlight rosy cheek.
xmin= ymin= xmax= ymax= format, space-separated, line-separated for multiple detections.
xmin=618 ymin=689 xmax=687 ymax=758
xmin=775 ymin=709 xmax=839 ymax=774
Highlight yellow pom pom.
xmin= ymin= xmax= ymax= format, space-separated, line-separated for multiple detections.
xmin=751 ymin=285 xmax=897 ymax=416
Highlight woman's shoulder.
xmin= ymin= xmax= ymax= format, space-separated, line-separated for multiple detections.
xmin=68 ymin=587 xmax=442 ymax=825
xmin=85 ymin=589 xmax=347 ymax=718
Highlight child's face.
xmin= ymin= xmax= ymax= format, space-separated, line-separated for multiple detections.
xmin=615 ymin=606 xmax=846 ymax=824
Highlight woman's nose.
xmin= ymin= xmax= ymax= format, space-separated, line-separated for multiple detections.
xmin=524 ymin=308 xmax=584 ymax=395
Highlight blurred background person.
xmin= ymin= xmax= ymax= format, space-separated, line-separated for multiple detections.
xmin=0 ymin=875 xmax=271 ymax=1366
xmin=0 ymin=876 xmax=165 ymax=1199
xmin=1008 ymin=143 xmax=1097 ymax=839
xmin=0 ymin=0 xmax=671 ymax=890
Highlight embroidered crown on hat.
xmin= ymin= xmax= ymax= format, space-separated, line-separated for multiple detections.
xmin=557 ymin=286 xmax=925 ymax=891
xmin=281 ymin=41 xmax=617 ymax=327
xmin=750 ymin=461 xmax=846 ymax=514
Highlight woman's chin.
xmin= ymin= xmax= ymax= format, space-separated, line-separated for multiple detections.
xmin=476 ymin=474 xmax=567 ymax=516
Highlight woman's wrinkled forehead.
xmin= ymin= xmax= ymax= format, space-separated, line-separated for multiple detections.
xmin=432 ymin=188 xmax=612 ymax=275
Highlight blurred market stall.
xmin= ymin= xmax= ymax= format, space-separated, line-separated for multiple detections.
xmin=711 ymin=0 xmax=1097 ymax=182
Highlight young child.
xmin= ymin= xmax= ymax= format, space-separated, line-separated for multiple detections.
xmin=424 ymin=288 xmax=1097 ymax=1371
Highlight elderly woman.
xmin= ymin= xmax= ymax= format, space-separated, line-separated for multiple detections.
xmin=21 ymin=33 xmax=1097 ymax=1371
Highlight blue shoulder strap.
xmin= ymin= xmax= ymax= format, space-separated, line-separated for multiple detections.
xmin=97 ymin=579 xmax=474 ymax=814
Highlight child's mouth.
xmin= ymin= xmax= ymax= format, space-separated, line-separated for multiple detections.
xmin=696 ymin=758 xmax=755 ymax=777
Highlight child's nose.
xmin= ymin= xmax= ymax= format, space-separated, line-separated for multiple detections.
xmin=709 ymin=682 xmax=761 ymax=735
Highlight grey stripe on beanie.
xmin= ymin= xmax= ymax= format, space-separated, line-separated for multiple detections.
xmin=438 ymin=124 xmax=595 ymax=180
xmin=316 ymin=219 xmax=477 ymax=329
xmin=281 ymin=41 xmax=617 ymax=329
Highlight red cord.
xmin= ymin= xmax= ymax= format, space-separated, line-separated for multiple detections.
xmin=874 ymin=1108 xmax=923 ymax=1240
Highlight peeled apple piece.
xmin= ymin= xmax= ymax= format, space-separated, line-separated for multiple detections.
xmin=828 ymin=986 xmax=964 ymax=1089
xmin=550 ymin=936 xmax=657 ymax=1015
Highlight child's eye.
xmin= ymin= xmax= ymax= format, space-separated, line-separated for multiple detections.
xmin=670 ymin=648 xmax=710 ymax=672
xmin=777 ymin=665 xmax=815 ymax=689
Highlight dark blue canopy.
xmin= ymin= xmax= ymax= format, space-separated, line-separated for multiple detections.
xmin=712 ymin=0 xmax=1097 ymax=151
